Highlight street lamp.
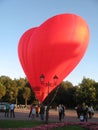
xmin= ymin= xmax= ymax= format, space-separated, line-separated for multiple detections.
xmin=40 ymin=74 xmax=58 ymax=94
xmin=40 ymin=74 xmax=58 ymax=123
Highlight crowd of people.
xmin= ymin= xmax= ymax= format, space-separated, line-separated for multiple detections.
xmin=29 ymin=103 xmax=45 ymax=120
xmin=75 ymin=103 xmax=94 ymax=122
xmin=3 ymin=102 xmax=95 ymax=122
xmin=28 ymin=103 xmax=66 ymax=122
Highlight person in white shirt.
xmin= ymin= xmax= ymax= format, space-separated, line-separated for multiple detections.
xmin=10 ymin=103 xmax=15 ymax=118
xmin=58 ymin=104 xmax=63 ymax=121
xmin=32 ymin=106 xmax=36 ymax=119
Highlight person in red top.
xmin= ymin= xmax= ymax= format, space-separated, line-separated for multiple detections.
xmin=29 ymin=104 xmax=33 ymax=117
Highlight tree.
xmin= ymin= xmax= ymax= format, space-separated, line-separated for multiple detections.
xmin=0 ymin=76 xmax=14 ymax=102
xmin=77 ymin=77 xmax=96 ymax=105
xmin=23 ymin=87 xmax=31 ymax=106
xmin=25 ymin=81 xmax=36 ymax=104
xmin=46 ymin=81 xmax=75 ymax=108
xmin=93 ymin=82 xmax=98 ymax=109
xmin=0 ymin=83 xmax=6 ymax=100
xmin=15 ymin=78 xmax=27 ymax=89
xmin=14 ymin=78 xmax=27 ymax=105
xmin=0 ymin=75 xmax=98 ymax=108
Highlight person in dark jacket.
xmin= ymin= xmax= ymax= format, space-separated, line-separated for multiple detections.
xmin=40 ymin=104 xmax=45 ymax=120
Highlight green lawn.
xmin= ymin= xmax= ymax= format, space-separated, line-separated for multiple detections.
xmin=0 ymin=120 xmax=88 ymax=130
xmin=0 ymin=120 xmax=43 ymax=128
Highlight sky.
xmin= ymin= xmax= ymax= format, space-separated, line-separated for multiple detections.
xmin=0 ymin=0 xmax=98 ymax=86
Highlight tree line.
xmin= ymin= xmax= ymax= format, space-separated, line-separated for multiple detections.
xmin=0 ymin=75 xmax=98 ymax=109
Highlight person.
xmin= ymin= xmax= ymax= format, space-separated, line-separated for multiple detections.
xmin=90 ymin=106 xmax=94 ymax=117
xmin=10 ymin=103 xmax=15 ymax=118
xmin=39 ymin=104 xmax=45 ymax=120
xmin=5 ymin=103 xmax=10 ymax=117
xmin=62 ymin=104 xmax=66 ymax=119
xmin=79 ymin=104 xmax=88 ymax=122
xmin=88 ymin=105 xmax=94 ymax=119
xmin=83 ymin=105 xmax=88 ymax=122
xmin=75 ymin=104 xmax=81 ymax=118
xmin=36 ymin=105 xmax=40 ymax=117
xmin=32 ymin=106 xmax=36 ymax=119
xmin=29 ymin=104 xmax=33 ymax=117
xmin=58 ymin=104 xmax=63 ymax=121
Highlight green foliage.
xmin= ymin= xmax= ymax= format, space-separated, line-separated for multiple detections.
xmin=23 ymin=87 xmax=31 ymax=106
xmin=43 ymin=81 xmax=76 ymax=108
xmin=54 ymin=81 xmax=75 ymax=107
xmin=0 ymin=76 xmax=36 ymax=104
xmin=0 ymin=83 xmax=6 ymax=100
xmin=94 ymin=82 xmax=98 ymax=106
xmin=0 ymin=75 xmax=98 ymax=108
xmin=75 ymin=77 xmax=97 ymax=105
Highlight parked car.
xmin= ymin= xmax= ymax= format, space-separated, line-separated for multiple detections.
xmin=0 ymin=102 xmax=9 ymax=112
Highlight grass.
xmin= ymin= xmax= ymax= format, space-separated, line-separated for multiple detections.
xmin=0 ymin=120 xmax=88 ymax=130
xmin=0 ymin=120 xmax=43 ymax=128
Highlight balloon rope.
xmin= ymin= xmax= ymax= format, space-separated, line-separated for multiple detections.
xmin=48 ymin=85 xmax=60 ymax=107
xmin=44 ymin=85 xmax=60 ymax=123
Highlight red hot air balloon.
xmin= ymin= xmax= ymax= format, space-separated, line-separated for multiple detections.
xmin=18 ymin=13 xmax=90 ymax=102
